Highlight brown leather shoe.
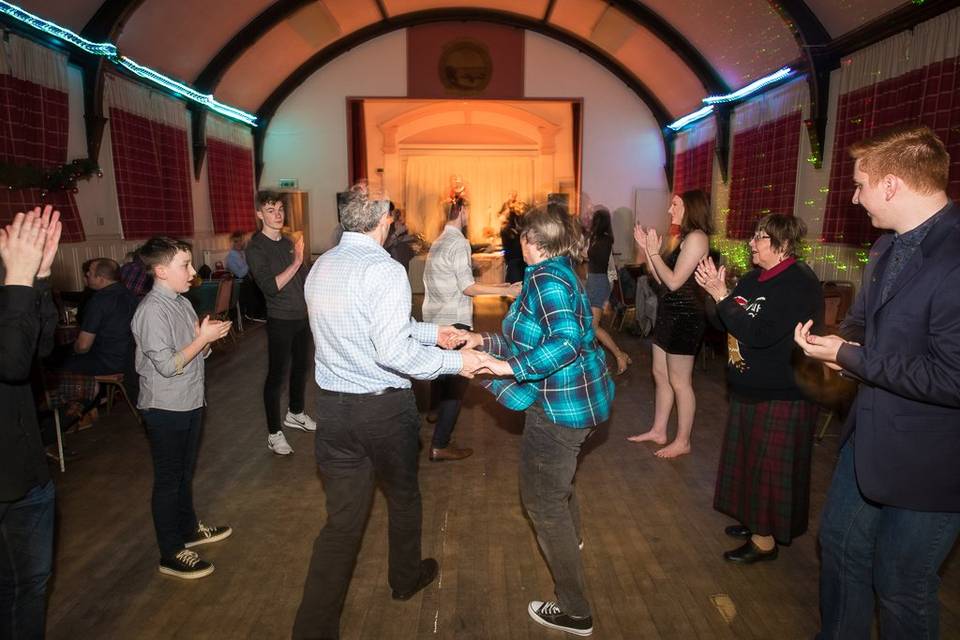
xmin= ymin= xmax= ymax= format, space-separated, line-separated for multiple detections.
xmin=429 ymin=445 xmax=473 ymax=462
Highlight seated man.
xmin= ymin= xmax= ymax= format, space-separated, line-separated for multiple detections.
xmin=63 ymin=258 xmax=138 ymax=375
xmin=227 ymin=230 xmax=266 ymax=321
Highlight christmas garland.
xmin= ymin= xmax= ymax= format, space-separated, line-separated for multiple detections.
xmin=0 ymin=158 xmax=102 ymax=194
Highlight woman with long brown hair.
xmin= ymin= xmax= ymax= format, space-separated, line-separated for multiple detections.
xmin=628 ymin=189 xmax=712 ymax=458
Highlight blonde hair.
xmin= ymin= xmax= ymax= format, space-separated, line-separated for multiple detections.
xmin=849 ymin=125 xmax=949 ymax=195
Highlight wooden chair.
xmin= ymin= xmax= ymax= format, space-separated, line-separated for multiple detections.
xmin=94 ymin=373 xmax=141 ymax=424
xmin=822 ymin=280 xmax=855 ymax=333
xmin=43 ymin=390 xmax=66 ymax=473
xmin=815 ymin=280 xmax=856 ymax=439
xmin=212 ymin=277 xmax=236 ymax=344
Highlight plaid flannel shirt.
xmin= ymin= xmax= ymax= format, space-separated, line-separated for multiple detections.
xmin=481 ymin=256 xmax=614 ymax=428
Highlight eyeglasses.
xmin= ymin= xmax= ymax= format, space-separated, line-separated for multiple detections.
xmin=751 ymin=233 xmax=771 ymax=242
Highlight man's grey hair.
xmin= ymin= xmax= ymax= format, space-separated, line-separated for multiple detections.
xmin=340 ymin=190 xmax=387 ymax=233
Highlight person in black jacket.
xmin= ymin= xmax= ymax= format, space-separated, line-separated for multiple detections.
xmin=696 ymin=213 xmax=823 ymax=565
xmin=796 ymin=125 xmax=960 ymax=639
xmin=0 ymin=205 xmax=62 ymax=640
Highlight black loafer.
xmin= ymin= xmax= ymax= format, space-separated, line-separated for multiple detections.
xmin=391 ymin=558 xmax=439 ymax=600
xmin=723 ymin=541 xmax=778 ymax=564
xmin=724 ymin=525 xmax=751 ymax=539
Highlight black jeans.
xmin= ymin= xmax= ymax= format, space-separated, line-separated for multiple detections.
xmin=142 ymin=408 xmax=202 ymax=559
xmin=430 ymin=374 xmax=469 ymax=449
xmin=0 ymin=480 xmax=54 ymax=640
xmin=293 ymin=389 xmax=423 ymax=640
xmin=238 ymin=277 xmax=265 ymax=319
xmin=520 ymin=405 xmax=594 ymax=618
xmin=264 ymin=317 xmax=312 ymax=434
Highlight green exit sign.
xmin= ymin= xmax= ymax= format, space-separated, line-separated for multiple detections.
xmin=279 ymin=178 xmax=298 ymax=189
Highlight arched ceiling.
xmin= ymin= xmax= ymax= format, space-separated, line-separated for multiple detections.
xmin=14 ymin=0 xmax=934 ymax=125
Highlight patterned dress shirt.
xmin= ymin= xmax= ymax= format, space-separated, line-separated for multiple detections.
xmin=481 ymin=255 xmax=614 ymax=428
xmin=304 ymin=232 xmax=462 ymax=393
xmin=422 ymin=224 xmax=475 ymax=328
xmin=131 ymin=284 xmax=206 ymax=411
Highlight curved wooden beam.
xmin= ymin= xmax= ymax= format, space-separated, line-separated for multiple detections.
xmin=80 ymin=0 xmax=146 ymax=41
xmin=194 ymin=0 xmax=315 ymax=93
xmin=607 ymin=0 xmax=730 ymax=95
xmin=766 ymin=0 xmax=832 ymax=167
xmin=252 ymin=9 xmax=678 ymax=184
xmin=196 ymin=2 xmax=727 ymax=99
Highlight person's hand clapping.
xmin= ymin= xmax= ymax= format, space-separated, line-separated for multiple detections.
xmin=293 ymin=236 xmax=305 ymax=266
xmin=694 ymin=256 xmax=728 ymax=302
xmin=0 ymin=208 xmax=47 ymax=286
xmin=505 ymin=282 xmax=522 ymax=298
xmin=198 ymin=315 xmax=232 ymax=344
xmin=793 ymin=319 xmax=847 ymax=371
xmin=35 ymin=205 xmax=62 ymax=279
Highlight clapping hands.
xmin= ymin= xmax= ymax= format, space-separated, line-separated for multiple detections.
xmin=793 ymin=319 xmax=851 ymax=371
xmin=694 ymin=256 xmax=728 ymax=302
xmin=0 ymin=205 xmax=62 ymax=286
xmin=633 ymin=225 xmax=662 ymax=255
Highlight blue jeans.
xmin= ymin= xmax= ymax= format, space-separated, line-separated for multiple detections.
xmin=0 ymin=480 xmax=55 ymax=640
xmin=818 ymin=441 xmax=960 ymax=639
xmin=143 ymin=408 xmax=203 ymax=559
xmin=520 ymin=405 xmax=594 ymax=618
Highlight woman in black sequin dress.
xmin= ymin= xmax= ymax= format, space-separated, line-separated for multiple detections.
xmin=627 ymin=190 xmax=713 ymax=458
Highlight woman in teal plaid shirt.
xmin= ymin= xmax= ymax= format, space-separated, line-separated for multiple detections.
xmin=461 ymin=206 xmax=614 ymax=637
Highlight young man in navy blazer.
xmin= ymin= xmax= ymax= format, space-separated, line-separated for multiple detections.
xmin=796 ymin=125 xmax=960 ymax=639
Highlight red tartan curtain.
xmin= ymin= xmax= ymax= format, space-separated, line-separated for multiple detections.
xmin=726 ymin=112 xmax=802 ymax=239
xmin=207 ymin=138 xmax=256 ymax=233
xmin=822 ymin=55 xmax=960 ymax=245
xmin=109 ymin=107 xmax=193 ymax=238
xmin=673 ymin=140 xmax=714 ymax=195
xmin=0 ymin=73 xmax=84 ymax=242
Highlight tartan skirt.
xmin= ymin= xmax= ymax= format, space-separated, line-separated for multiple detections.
xmin=713 ymin=397 xmax=819 ymax=544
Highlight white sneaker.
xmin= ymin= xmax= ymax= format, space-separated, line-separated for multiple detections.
xmin=267 ymin=431 xmax=293 ymax=455
xmin=283 ymin=410 xmax=316 ymax=432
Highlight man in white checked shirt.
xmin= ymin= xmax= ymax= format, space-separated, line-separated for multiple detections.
xmin=422 ymin=199 xmax=520 ymax=462
xmin=293 ymin=189 xmax=487 ymax=640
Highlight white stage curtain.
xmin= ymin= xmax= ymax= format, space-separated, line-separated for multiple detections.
xmin=403 ymin=155 xmax=535 ymax=243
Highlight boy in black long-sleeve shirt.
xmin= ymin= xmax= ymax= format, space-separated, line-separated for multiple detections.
xmin=245 ymin=191 xmax=316 ymax=455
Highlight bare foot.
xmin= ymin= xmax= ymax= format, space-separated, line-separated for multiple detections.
xmin=654 ymin=441 xmax=691 ymax=459
xmin=627 ymin=430 xmax=667 ymax=444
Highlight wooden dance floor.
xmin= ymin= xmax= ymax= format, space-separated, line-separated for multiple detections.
xmin=46 ymin=297 xmax=960 ymax=639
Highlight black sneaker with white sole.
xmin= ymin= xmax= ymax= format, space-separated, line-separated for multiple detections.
xmin=184 ymin=522 xmax=232 ymax=548
xmin=159 ymin=549 xmax=214 ymax=579
xmin=528 ymin=600 xmax=593 ymax=636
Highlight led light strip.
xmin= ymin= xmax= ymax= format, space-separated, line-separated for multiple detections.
xmin=667 ymin=67 xmax=797 ymax=132
xmin=702 ymin=67 xmax=794 ymax=105
xmin=667 ymin=105 xmax=714 ymax=132
xmin=0 ymin=1 xmax=257 ymax=126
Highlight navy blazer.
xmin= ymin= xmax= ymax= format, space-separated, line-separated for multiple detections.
xmin=837 ymin=202 xmax=960 ymax=513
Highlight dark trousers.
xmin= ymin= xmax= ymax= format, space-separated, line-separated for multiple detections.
xmin=429 ymin=374 xmax=468 ymax=449
xmin=0 ymin=481 xmax=54 ymax=640
xmin=818 ymin=441 xmax=960 ymax=639
xmin=520 ymin=405 xmax=593 ymax=618
xmin=143 ymin=408 xmax=203 ymax=559
xmin=293 ymin=389 xmax=423 ymax=640
xmin=238 ymin=278 xmax=265 ymax=319
xmin=264 ymin=317 xmax=312 ymax=434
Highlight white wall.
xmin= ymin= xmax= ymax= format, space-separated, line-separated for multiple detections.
xmin=260 ymin=30 xmax=407 ymax=253
xmin=525 ymin=31 xmax=669 ymax=263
